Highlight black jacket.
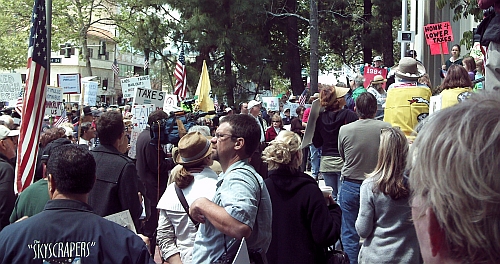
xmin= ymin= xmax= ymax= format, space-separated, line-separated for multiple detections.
xmin=135 ymin=128 xmax=173 ymax=206
xmin=313 ymin=109 xmax=358 ymax=157
xmin=0 ymin=153 xmax=15 ymax=232
xmin=265 ymin=167 xmax=342 ymax=264
xmin=88 ymin=144 xmax=143 ymax=231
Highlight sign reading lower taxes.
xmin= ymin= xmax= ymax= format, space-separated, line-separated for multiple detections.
xmin=133 ymin=88 xmax=166 ymax=110
xmin=121 ymin=75 xmax=151 ymax=99
xmin=424 ymin=22 xmax=453 ymax=45
xmin=57 ymin=73 xmax=81 ymax=94
xmin=45 ymin=86 xmax=64 ymax=116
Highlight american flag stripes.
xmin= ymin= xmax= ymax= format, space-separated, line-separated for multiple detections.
xmin=111 ymin=59 xmax=119 ymax=76
xmin=298 ymin=89 xmax=308 ymax=105
xmin=16 ymin=0 xmax=48 ymax=193
xmin=173 ymin=47 xmax=187 ymax=100
xmin=15 ymin=90 xmax=23 ymax=116
xmin=53 ymin=108 xmax=68 ymax=127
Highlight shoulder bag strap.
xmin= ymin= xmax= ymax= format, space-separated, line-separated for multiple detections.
xmin=174 ymin=183 xmax=199 ymax=227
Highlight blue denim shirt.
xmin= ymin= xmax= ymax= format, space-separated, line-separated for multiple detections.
xmin=192 ymin=159 xmax=272 ymax=263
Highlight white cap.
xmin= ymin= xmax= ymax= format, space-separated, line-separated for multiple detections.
xmin=247 ymin=100 xmax=261 ymax=109
xmin=0 ymin=125 xmax=19 ymax=140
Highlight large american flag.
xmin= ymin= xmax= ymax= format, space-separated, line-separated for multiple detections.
xmin=16 ymin=0 xmax=48 ymax=193
xmin=173 ymin=47 xmax=187 ymax=100
xmin=298 ymin=89 xmax=308 ymax=105
xmin=111 ymin=59 xmax=119 ymax=76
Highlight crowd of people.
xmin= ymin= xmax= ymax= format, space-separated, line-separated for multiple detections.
xmin=1 ymin=23 xmax=500 ymax=263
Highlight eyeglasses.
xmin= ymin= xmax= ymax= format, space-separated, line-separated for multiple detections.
xmin=214 ymin=133 xmax=239 ymax=141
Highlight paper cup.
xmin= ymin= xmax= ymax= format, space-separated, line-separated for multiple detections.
xmin=320 ymin=186 xmax=333 ymax=198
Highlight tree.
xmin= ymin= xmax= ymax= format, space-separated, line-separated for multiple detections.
xmin=436 ymin=0 xmax=482 ymax=49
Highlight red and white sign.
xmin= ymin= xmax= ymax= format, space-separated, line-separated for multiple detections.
xmin=424 ymin=22 xmax=453 ymax=45
xmin=363 ymin=66 xmax=388 ymax=89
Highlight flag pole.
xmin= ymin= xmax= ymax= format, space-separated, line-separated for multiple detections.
xmin=46 ymin=0 xmax=51 ymax=84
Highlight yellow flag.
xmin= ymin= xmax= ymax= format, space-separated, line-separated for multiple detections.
xmin=195 ymin=60 xmax=214 ymax=112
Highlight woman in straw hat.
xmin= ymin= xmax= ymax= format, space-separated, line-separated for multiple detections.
xmin=367 ymin=75 xmax=387 ymax=118
xmin=312 ymin=86 xmax=358 ymax=199
xmin=263 ymin=130 xmax=341 ymax=264
xmin=157 ymin=132 xmax=218 ymax=264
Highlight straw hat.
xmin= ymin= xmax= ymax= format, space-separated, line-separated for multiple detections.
xmin=174 ymin=132 xmax=212 ymax=166
xmin=393 ymin=57 xmax=426 ymax=80
xmin=334 ymin=87 xmax=350 ymax=98
xmin=371 ymin=75 xmax=387 ymax=85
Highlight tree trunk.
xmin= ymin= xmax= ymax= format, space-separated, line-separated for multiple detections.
xmin=382 ymin=17 xmax=395 ymax=67
xmin=362 ymin=0 xmax=373 ymax=64
xmin=309 ymin=0 xmax=319 ymax=94
xmin=81 ymin=35 xmax=92 ymax=76
xmin=286 ymin=0 xmax=303 ymax=96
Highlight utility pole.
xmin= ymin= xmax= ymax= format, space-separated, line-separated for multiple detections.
xmin=401 ymin=0 xmax=408 ymax=60
xmin=46 ymin=0 xmax=52 ymax=84
xmin=309 ymin=0 xmax=319 ymax=94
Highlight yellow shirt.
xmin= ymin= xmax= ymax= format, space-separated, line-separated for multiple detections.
xmin=439 ymin=87 xmax=472 ymax=109
xmin=384 ymin=85 xmax=431 ymax=136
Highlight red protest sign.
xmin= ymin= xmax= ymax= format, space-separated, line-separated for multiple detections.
xmin=424 ymin=22 xmax=453 ymax=45
xmin=363 ymin=66 xmax=388 ymax=89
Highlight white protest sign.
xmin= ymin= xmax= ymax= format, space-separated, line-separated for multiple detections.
xmin=128 ymin=130 xmax=140 ymax=159
xmin=163 ymin=94 xmax=179 ymax=113
xmin=0 ymin=73 xmax=22 ymax=102
xmin=45 ymin=86 xmax=64 ymax=116
xmin=57 ymin=74 xmax=81 ymax=94
xmin=131 ymin=104 xmax=155 ymax=132
xmin=289 ymin=103 xmax=299 ymax=117
xmin=429 ymin=95 xmax=442 ymax=115
xmin=82 ymin=81 xmax=98 ymax=106
xmin=262 ymin=97 xmax=280 ymax=111
xmin=133 ymin=88 xmax=166 ymax=110
xmin=121 ymin=75 xmax=152 ymax=99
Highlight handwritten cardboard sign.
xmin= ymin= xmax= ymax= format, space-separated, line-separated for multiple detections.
xmin=0 ymin=73 xmax=23 ymax=101
xmin=424 ymin=22 xmax=453 ymax=45
xmin=121 ymin=75 xmax=151 ymax=99
xmin=45 ymin=86 xmax=64 ymax=116
xmin=82 ymin=81 xmax=98 ymax=106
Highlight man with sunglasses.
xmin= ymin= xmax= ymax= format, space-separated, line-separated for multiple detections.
xmin=0 ymin=125 xmax=18 ymax=231
xmin=190 ymin=114 xmax=272 ymax=264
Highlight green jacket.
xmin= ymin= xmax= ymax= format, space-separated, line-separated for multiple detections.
xmin=352 ymin=86 xmax=367 ymax=102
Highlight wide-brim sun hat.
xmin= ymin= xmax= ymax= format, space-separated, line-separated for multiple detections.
xmin=393 ymin=57 xmax=426 ymax=81
xmin=371 ymin=74 xmax=387 ymax=85
xmin=334 ymin=86 xmax=350 ymax=98
xmin=174 ymin=131 xmax=212 ymax=166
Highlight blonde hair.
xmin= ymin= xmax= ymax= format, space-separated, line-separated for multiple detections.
xmin=366 ymin=127 xmax=409 ymax=200
xmin=262 ymin=130 xmax=301 ymax=170
xmin=409 ymin=91 xmax=500 ymax=263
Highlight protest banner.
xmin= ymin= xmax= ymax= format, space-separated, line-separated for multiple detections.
xmin=45 ymin=86 xmax=64 ymax=116
xmin=424 ymin=22 xmax=453 ymax=56
xmin=289 ymin=103 xmax=299 ymax=117
xmin=133 ymin=88 xmax=166 ymax=110
xmin=363 ymin=66 xmax=388 ymax=89
xmin=57 ymin=73 xmax=81 ymax=94
xmin=262 ymin=97 xmax=280 ymax=111
xmin=128 ymin=104 xmax=155 ymax=159
xmin=0 ymin=73 xmax=22 ymax=102
xmin=121 ymin=75 xmax=151 ymax=99
xmin=82 ymin=81 xmax=98 ymax=106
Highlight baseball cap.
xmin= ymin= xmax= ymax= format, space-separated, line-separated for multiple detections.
xmin=0 ymin=125 xmax=20 ymax=140
xmin=248 ymin=100 xmax=261 ymax=109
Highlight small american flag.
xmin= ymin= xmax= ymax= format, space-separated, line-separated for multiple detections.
xmin=144 ymin=58 xmax=149 ymax=70
xmin=53 ymin=108 xmax=68 ymax=127
xmin=111 ymin=59 xmax=119 ymax=76
xmin=174 ymin=47 xmax=187 ymax=100
xmin=298 ymin=89 xmax=308 ymax=105
xmin=15 ymin=90 xmax=23 ymax=116
xmin=16 ymin=0 xmax=48 ymax=193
